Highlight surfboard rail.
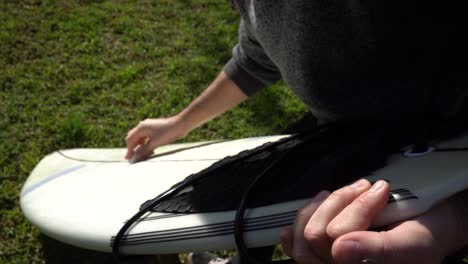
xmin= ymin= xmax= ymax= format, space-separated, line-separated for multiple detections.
xmin=20 ymin=133 xmax=468 ymax=254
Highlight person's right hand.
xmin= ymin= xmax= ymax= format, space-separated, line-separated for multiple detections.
xmin=125 ymin=116 xmax=188 ymax=163
xmin=280 ymin=180 xmax=468 ymax=264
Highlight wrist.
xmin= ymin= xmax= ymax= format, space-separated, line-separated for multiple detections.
xmin=172 ymin=112 xmax=194 ymax=139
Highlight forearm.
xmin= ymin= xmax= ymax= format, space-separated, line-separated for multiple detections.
xmin=175 ymin=70 xmax=248 ymax=134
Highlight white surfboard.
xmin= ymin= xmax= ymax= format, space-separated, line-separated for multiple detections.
xmin=20 ymin=134 xmax=468 ymax=255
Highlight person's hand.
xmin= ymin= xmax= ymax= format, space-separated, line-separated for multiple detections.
xmin=280 ymin=179 xmax=467 ymax=264
xmin=125 ymin=116 xmax=188 ymax=162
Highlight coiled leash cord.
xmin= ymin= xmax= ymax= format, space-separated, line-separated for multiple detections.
xmin=234 ymin=127 xmax=335 ymax=263
xmin=111 ymin=157 xmax=294 ymax=264
xmin=111 ymin=178 xmax=195 ymax=261
xmin=234 ymin=152 xmax=297 ymax=264
xmin=111 ymin=129 xmax=324 ymax=263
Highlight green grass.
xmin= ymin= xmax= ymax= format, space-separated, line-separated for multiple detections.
xmin=0 ymin=1 xmax=306 ymax=263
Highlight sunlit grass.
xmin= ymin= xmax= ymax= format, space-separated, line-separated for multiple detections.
xmin=0 ymin=1 xmax=306 ymax=263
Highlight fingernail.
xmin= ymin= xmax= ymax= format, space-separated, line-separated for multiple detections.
xmin=369 ymin=180 xmax=386 ymax=193
xmin=351 ymin=179 xmax=368 ymax=189
xmin=361 ymin=259 xmax=376 ymax=264
xmin=339 ymin=240 xmax=362 ymax=263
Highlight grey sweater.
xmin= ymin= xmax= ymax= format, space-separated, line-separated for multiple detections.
xmin=224 ymin=0 xmax=467 ymax=122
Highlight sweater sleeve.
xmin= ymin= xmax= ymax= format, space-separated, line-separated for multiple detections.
xmin=223 ymin=19 xmax=282 ymax=96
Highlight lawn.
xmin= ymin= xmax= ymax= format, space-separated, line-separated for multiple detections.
xmin=0 ymin=1 xmax=306 ymax=263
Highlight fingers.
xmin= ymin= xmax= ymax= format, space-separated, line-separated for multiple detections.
xmin=332 ymin=230 xmax=388 ymax=264
xmin=283 ymin=179 xmax=447 ymax=264
xmin=125 ymin=134 xmax=146 ymax=160
xmin=131 ymin=141 xmax=157 ymax=163
xmin=125 ymin=121 xmax=154 ymax=162
xmin=327 ymin=180 xmax=389 ymax=240
xmin=332 ymin=197 xmax=459 ymax=264
xmin=282 ymin=180 xmax=390 ymax=264
xmin=279 ymin=226 xmax=293 ymax=257
xmin=332 ymin=223 xmax=442 ymax=264
xmin=125 ymin=117 xmax=187 ymax=162
xmin=290 ymin=191 xmax=330 ymax=264
xmin=302 ymin=179 xmax=372 ymax=263
xmin=125 ymin=127 xmax=145 ymax=160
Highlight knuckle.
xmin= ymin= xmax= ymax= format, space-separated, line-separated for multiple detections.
xmin=136 ymin=122 xmax=149 ymax=131
xmin=297 ymin=207 xmax=312 ymax=219
xmin=139 ymin=119 xmax=150 ymax=125
xmin=326 ymin=221 xmax=340 ymax=235
xmin=125 ymin=134 xmax=134 ymax=144
xmin=326 ymin=223 xmax=346 ymax=240
xmin=303 ymin=227 xmax=324 ymax=245
xmin=352 ymin=195 xmax=371 ymax=211
xmin=328 ymin=190 xmax=349 ymax=204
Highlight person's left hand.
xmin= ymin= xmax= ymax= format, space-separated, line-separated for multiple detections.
xmin=280 ymin=179 xmax=467 ymax=264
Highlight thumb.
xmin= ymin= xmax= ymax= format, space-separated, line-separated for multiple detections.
xmin=331 ymin=222 xmax=445 ymax=264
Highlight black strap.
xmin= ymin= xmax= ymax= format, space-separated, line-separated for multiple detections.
xmin=234 ymin=147 xmax=296 ymax=264
xmin=112 ymin=118 xmax=468 ymax=263
xmin=111 ymin=180 xmax=193 ymax=259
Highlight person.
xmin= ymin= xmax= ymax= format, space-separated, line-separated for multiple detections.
xmin=125 ymin=1 xmax=467 ymax=263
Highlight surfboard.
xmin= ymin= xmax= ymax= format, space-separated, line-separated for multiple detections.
xmin=20 ymin=133 xmax=468 ymax=255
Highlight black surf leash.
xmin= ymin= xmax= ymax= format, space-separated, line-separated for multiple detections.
xmin=234 ymin=150 xmax=298 ymax=264
xmin=111 ymin=179 xmax=194 ymax=260
xmin=111 ymin=127 xmax=326 ymax=263
xmin=232 ymin=117 xmax=468 ymax=264
xmin=112 ymin=118 xmax=468 ymax=264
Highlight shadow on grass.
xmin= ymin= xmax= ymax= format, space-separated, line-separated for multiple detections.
xmin=40 ymin=235 xmax=181 ymax=264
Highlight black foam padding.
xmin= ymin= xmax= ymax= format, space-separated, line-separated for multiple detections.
xmin=141 ymin=118 xmax=466 ymax=214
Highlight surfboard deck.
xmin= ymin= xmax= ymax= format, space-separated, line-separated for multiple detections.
xmin=20 ymin=134 xmax=468 ymax=254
